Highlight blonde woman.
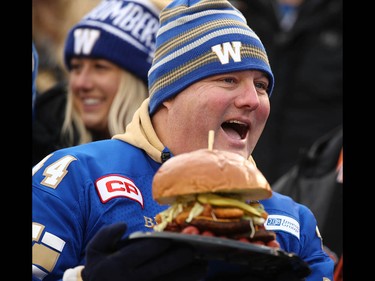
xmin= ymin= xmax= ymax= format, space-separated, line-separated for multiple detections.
xmin=32 ymin=0 xmax=170 ymax=167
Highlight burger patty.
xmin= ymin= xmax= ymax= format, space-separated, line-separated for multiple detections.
xmin=164 ymin=217 xmax=276 ymax=243
xmin=190 ymin=217 xmax=251 ymax=235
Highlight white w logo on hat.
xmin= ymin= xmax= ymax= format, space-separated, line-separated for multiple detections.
xmin=73 ymin=28 xmax=100 ymax=55
xmin=211 ymin=41 xmax=242 ymax=64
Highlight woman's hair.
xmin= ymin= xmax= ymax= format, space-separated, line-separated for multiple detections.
xmin=61 ymin=70 xmax=148 ymax=146
xmin=59 ymin=0 xmax=173 ymax=146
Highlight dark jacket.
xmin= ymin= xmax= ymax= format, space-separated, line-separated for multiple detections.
xmin=237 ymin=0 xmax=343 ymax=183
xmin=272 ymin=125 xmax=343 ymax=259
xmin=32 ymin=82 xmax=75 ymax=167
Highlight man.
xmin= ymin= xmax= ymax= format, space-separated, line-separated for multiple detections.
xmin=32 ymin=0 xmax=334 ymax=280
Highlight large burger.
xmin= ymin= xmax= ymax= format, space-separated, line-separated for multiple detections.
xmin=152 ymin=148 xmax=280 ymax=248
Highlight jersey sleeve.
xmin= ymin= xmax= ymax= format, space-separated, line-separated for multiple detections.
xmin=263 ymin=192 xmax=334 ymax=281
xmin=32 ymin=152 xmax=89 ymax=281
xmin=298 ymin=203 xmax=335 ymax=281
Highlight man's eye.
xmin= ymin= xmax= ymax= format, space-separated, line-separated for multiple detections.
xmin=255 ymin=82 xmax=268 ymax=91
xmin=223 ymin=78 xmax=236 ymax=84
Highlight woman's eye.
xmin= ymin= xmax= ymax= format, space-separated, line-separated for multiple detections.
xmin=95 ymin=63 xmax=108 ymax=70
xmin=70 ymin=63 xmax=82 ymax=71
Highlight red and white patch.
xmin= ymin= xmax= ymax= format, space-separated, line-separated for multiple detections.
xmin=95 ymin=175 xmax=144 ymax=208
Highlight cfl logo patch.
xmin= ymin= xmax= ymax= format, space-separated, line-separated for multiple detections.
xmin=211 ymin=41 xmax=242 ymax=64
xmin=96 ymin=174 xmax=144 ymax=208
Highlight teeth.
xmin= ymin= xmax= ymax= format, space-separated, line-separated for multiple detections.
xmin=222 ymin=120 xmax=249 ymax=140
xmin=83 ymin=98 xmax=100 ymax=105
xmin=227 ymin=120 xmax=246 ymax=125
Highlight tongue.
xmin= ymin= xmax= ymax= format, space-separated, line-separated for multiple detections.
xmin=223 ymin=127 xmax=241 ymax=140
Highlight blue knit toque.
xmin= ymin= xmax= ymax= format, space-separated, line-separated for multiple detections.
xmin=64 ymin=0 xmax=160 ymax=84
xmin=148 ymin=0 xmax=274 ymax=115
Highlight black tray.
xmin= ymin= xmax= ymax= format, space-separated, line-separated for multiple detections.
xmin=128 ymin=231 xmax=311 ymax=278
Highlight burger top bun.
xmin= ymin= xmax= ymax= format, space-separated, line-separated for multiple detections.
xmin=152 ymin=149 xmax=272 ymax=205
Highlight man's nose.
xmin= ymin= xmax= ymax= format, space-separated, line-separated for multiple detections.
xmin=234 ymin=81 xmax=260 ymax=110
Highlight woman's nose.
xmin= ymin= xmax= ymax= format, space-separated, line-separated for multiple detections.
xmin=71 ymin=66 xmax=94 ymax=90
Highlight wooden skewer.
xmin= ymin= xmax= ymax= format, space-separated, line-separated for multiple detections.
xmin=208 ymin=130 xmax=214 ymax=150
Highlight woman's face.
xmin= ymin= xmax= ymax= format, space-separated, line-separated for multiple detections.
xmin=69 ymin=58 xmax=122 ymax=133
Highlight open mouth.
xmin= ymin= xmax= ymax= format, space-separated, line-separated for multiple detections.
xmin=221 ymin=120 xmax=249 ymax=140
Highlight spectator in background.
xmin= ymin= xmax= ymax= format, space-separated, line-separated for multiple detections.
xmin=231 ymin=0 xmax=343 ymax=184
xmin=272 ymin=125 xmax=343 ymax=273
xmin=32 ymin=0 xmax=170 ymax=167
